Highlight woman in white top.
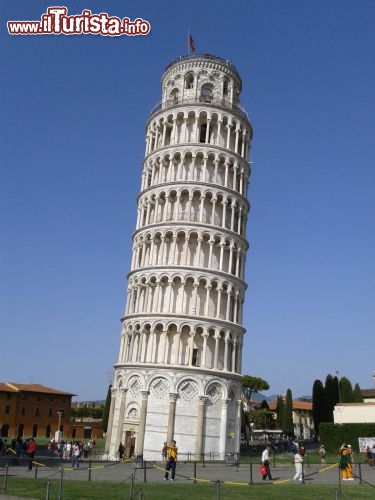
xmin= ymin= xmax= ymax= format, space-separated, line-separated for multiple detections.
xmin=261 ymin=446 xmax=273 ymax=480
xmin=293 ymin=450 xmax=304 ymax=481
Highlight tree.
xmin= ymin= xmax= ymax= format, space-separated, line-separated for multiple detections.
xmin=353 ymin=383 xmax=363 ymax=402
xmin=312 ymin=379 xmax=327 ymax=435
xmin=340 ymin=377 xmax=354 ymax=403
xmin=332 ymin=375 xmax=340 ymax=406
xmin=242 ymin=375 xmax=270 ymax=401
xmin=102 ymin=384 xmax=112 ymax=433
xmin=283 ymin=389 xmax=294 ymax=435
xmin=276 ymin=395 xmax=285 ymax=430
xmin=324 ymin=374 xmax=336 ymax=422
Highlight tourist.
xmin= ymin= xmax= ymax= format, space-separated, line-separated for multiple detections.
xmin=261 ymin=445 xmax=273 ymax=481
xmin=164 ymin=441 xmax=178 ymax=481
xmin=26 ymin=438 xmax=37 ymax=471
xmin=292 ymin=448 xmax=304 ymax=481
xmin=118 ymin=442 xmax=125 ymax=460
xmin=339 ymin=445 xmax=353 ymax=480
xmin=72 ymin=441 xmax=81 ymax=469
xmin=319 ymin=444 xmax=326 ymax=467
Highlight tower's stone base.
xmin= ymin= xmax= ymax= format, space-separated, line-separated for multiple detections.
xmin=106 ymin=366 xmax=242 ymax=461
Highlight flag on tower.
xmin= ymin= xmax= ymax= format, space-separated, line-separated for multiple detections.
xmin=188 ymin=32 xmax=196 ymax=55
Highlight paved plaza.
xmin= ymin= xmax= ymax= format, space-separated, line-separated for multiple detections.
xmin=1 ymin=456 xmax=374 ymax=488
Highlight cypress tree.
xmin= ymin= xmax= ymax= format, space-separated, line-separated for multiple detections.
xmin=102 ymin=384 xmax=112 ymax=433
xmin=332 ymin=375 xmax=340 ymax=404
xmin=324 ymin=374 xmax=335 ymax=422
xmin=276 ymin=395 xmax=285 ymax=430
xmin=312 ymin=379 xmax=326 ymax=435
xmin=283 ymin=388 xmax=294 ymax=436
xmin=340 ymin=377 xmax=354 ymax=403
xmin=353 ymin=383 xmax=363 ymax=402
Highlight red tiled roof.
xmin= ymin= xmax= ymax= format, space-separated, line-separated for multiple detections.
xmin=0 ymin=382 xmax=76 ymax=396
xmin=268 ymin=400 xmax=312 ymax=411
xmin=362 ymin=389 xmax=375 ymax=398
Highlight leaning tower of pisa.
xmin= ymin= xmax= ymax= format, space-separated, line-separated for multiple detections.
xmin=105 ymin=54 xmax=253 ymax=461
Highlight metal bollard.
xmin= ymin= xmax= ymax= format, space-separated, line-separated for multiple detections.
xmin=249 ymin=462 xmax=253 ymax=485
xmin=193 ymin=462 xmax=197 ymax=484
xmin=3 ymin=463 xmax=9 ymax=492
xmin=45 ymin=478 xmax=50 ymax=500
xmin=34 ymin=463 xmax=38 ymax=479
xmin=215 ymin=480 xmax=221 ymax=500
xmin=88 ymin=460 xmax=92 ymax=481
xmin=58 ymin=467 xmax=63 ymax=500
xmin=358 ymin=462 xmax=363 ymax=484
xmin=301 ymin=461 xmax=305 ymax=484
xmin=143 ymin=459 xmax=147 ymax=483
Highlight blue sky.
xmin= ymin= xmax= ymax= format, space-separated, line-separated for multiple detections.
xmin=1 ymin=0 xmax=374 ymax=401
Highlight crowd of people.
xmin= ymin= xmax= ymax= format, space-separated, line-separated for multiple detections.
xmin=48 ymin=438 xmax=96 ymax=460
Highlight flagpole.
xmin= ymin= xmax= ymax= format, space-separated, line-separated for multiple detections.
xmin=187 ymin=29 xmax=190 ymax=56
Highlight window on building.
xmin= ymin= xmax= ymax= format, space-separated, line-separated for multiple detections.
xmin=200 ymin=85 xmax=213 ymax=103
xmin=170 ymin=88 xmax=179 ymax=104
xmin=6 ymin=393 xmax=12 ymax=399
xmin=199 ymin=123 xmax=207 ymax=143
xmin=5 ymin=405 xmax=10 ymax=415
xmin=21 ymin=407 xmax=26 ymax=416
xmin=185 ymin=72 xmax=194 ymax=89
xmin=22 ymin=394 xmax=27 ymax=400
xmin=50 ymin=397 xmax=54 ymax=402
xmin=36 ymin=396 xmax=41 ymax=402
xmin=35 ymin=408 xmax=40 ymax=417
xmin=48 ymin=408 xmax=53 ymax=417
xmin=192 ymin=348 xmax=200 ymax=367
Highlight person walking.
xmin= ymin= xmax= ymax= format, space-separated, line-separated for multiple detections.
xmin=339 ymin=445 xmax=354 ymax=480
xmin=118 ymin=442 xmax=125 ymax=460
xmin=261 ymin=445 xmax=273 ymax=481
xmin=72 ymin=442 xmax=81 ymax=469
xmin=293 ymin=448 xmax=304 ymax=481
xmin=161 ymin=442 xmax=167 ymax=463
xmin=319 ymin=444 xmax=326 ymax=467
xmin=26 ymin=438 xmax=36 ymax=471
xmin=164 ymin=441 xmax=178 ymax=481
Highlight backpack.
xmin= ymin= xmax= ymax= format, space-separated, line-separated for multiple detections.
xmin=339 ymin=454 xmax=349 ymax=469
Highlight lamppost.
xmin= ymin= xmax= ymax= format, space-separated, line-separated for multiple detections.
xmin=56 ymin=409 xmax=64 ymax=442
xmin=336 ymin=370 xmax=341 ymax=403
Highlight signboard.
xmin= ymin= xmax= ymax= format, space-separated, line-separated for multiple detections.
xmin=358 ymin=437 xmax=375 ymax=453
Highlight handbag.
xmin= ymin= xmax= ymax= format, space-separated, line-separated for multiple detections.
xmin=260 ymin=464 xmax=267 ymax=476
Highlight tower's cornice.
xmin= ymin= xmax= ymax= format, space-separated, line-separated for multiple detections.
xmin=162 ymin=54 xmax=242 ymax=90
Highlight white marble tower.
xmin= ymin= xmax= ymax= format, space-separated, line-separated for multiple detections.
xmin=105 ymin=54 xmax=253 ymax=461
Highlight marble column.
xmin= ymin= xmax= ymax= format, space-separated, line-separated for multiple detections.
xmin=195 ymin=396 xmax=208 ymax=457
xmin=114 ymin=388 xmax=128 ymax=455
xmin=135 ymin=390 xmax=149 ymax=457
xmin=166 ymin=393 xmax=178 ymax=442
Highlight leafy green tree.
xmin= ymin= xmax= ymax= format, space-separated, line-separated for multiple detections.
xmin=353 ymin=383 xmax=363 ymax=402
xmin=102 ymin=384 xmax=112 ymax=433
xmin=242 ymin=375 xmax=270 ymax=401
xmin=340 ymin=377 xmax=354 ymax=403
xmin=312 ymin=379 xmax=327 ymax=434
xmin=283 ymin=388 xmax=294 ymax=435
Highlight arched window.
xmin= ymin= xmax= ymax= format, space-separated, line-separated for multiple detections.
xmin=170 ymin=88 xmax=179 ymax=104
xmin=200 ymin=85 xmax=213 ymax=103
xmin=185 ymin=72 xmax=194 ymax=89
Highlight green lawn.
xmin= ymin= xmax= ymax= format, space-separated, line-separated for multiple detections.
xmin=1 ymin=478 xmax=374 ymax=499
